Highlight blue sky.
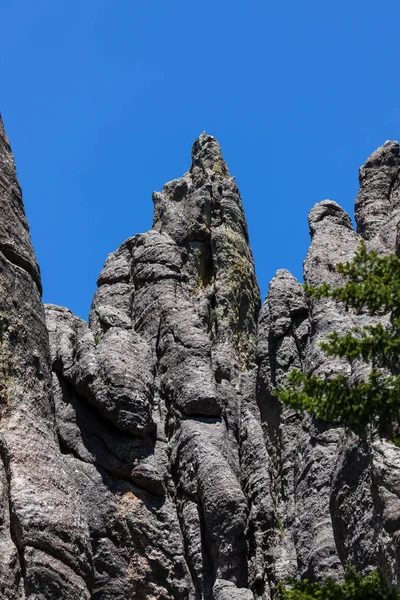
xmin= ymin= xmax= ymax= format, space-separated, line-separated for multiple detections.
xmin=2 ymin=0 xmax=400 ymax=319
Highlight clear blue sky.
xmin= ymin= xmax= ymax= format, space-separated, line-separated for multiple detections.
xmin=2 ymin=1 xmax=400 ymax=319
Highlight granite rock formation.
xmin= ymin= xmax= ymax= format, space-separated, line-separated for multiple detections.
xmin=0 ymin=116 xmax=399 ymax=599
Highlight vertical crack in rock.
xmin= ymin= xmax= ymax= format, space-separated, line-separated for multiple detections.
xmin=1 ymin=116 xmax=400 ymax=598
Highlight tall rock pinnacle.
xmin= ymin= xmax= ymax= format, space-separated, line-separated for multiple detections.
xmin=190 ymin=132 xmax=230 ymax=179
xmin=355 ymin=140 xmax=400 ymax=253
xmin=0 ymin=119 xmax=399 ymax=599
xmin=153 ymin=132 xmax=260 ymax=377
xmin=45 ymin=132 xmax=261 ymax=599
xmin=0 ymin=118 xmax=92 ymax=598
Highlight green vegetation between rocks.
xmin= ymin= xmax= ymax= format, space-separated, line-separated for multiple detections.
xmin=277 ymin=241 xmax=400 ymax=438
xmin=276 ymin=568 xmax=400 ymax=599
xmin=276 ymin=242 xmax=400 ymax=596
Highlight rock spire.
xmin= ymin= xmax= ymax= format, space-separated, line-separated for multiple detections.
xmin=0 ymin=121 xmax=398 ymax=598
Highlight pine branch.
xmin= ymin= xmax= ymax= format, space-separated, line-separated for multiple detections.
xmin=277 ymin=368 xmax=400 ymax=432
xmin=277 ymin=566 xmax=400 ymax=599
xmin=305 ymin=241 xmax=400 ymax=317
xmin=321 ymin=323 xmax=400 ymax=366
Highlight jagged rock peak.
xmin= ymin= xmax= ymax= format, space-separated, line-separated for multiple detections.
xmin=362 ymin=139 xmax=399 ymax=170
xmin=308 ymin=199 xmax=353 ymax=237
xmin=190 ymin=131 xmax=230 ymax=178
xmin=0 ymin=114 xmax=10 ymax=152
xmin=355 ymin=139 xmax=400 ymax=246
xmin=0 ymin=114 xmax=21 ymax=185
xmin=152 ymin=131 xmax=260 ymax=371
xmin=0 ymin=114 xmax=42 ymax=294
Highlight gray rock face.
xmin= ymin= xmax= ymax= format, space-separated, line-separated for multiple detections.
xmin=0 ymin=116 xmax=92 ymax=599
xmin=0 ymin=115 xmax=400 ymax=598
xmin=46 ymin=132 xmax=261 ymax=599
xmin=256 ymin=155 xmax=400 ymax=592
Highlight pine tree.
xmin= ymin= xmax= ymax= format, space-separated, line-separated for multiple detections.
xmin=275 ymin=241 xmax=400 ymax=599
xmin=277 ymin=240 xmax=400 ymax=438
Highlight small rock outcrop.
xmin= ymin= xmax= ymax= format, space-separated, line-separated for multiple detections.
xmin=0 ymin=117 xmax=399 ymax=599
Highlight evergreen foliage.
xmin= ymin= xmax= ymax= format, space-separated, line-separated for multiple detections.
xmin=276 ymin=567 xmax=400 ymax=600
xmin=277 ymin=241 xmax=400 ymax=436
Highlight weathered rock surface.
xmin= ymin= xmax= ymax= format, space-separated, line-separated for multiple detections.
xmin=256 ymin=143 xmax=400 ymax=592
xmin=0 ymin=116 xmax=92 ymax=599
xmin=0 ymin=116 xmax=399 ymax=598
